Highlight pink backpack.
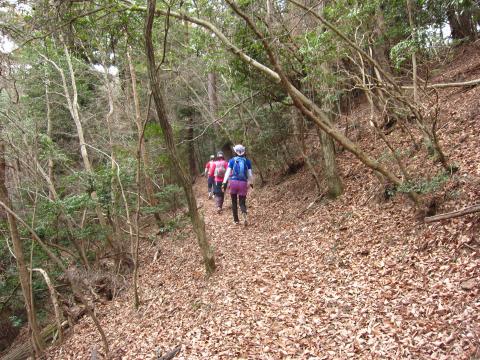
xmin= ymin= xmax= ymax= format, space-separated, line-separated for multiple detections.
xmin=214 ymin=161 xmax=226 ymax=178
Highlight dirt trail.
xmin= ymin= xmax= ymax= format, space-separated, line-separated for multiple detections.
xmin=45 ymin=45 xmax=480 ymax=359
xmin=45 ymin=176 xmax=480 ymax=359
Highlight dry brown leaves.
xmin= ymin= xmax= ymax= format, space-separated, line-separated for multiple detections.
xmin=46 ymin=46 xmax=480 ymax=360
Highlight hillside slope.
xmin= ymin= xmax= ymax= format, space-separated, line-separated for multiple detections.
xmin=45 ymin=45 xmax=480 ymax=359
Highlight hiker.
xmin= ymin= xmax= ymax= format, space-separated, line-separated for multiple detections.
xmin=211 ymin=151 xmax=229 ymax=213
xmin=222 ymin=144 xmax=253 ymax=225
xmin=204 ymin=155 xmax=215 ymax=199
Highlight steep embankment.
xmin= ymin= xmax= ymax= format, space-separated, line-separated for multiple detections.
xmin=46 ymin=46 xmax=480 ymax=359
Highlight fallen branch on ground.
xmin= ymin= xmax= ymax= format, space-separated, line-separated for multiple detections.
xmin=403 ymin=78 xmax=480 ymax=89
xmin=119 ymin=226 xmax=149 ymax=238
xmin=425 ymin=204 xmax=480 ymax=223
xmin=157 ymin=345 xmax=181 ymax=360
xmin=298 ymin=192 xmax=326 ymax=217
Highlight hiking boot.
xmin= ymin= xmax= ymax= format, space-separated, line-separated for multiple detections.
xmin=208 ymin=192 xmax=213 ymax=199
xmin=233 ymin=220 xmax=240 ymax=225
xmin=242 ymin=213 xmax=248 ymax=226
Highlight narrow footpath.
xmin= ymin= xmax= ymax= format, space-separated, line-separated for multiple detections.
xmin=47 ymin=175 xmax=480 ymax=359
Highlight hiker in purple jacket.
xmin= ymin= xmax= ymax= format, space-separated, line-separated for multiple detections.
xmin=222 ymin=144 xmax=253 ymax=225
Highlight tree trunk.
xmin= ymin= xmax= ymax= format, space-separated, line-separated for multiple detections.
xmin=0 ymin=143 xmax=44 ymax=355
xmin=292 ymin=110 xmax=322 ymax=192
xmin=194 ymin=141 xmax=204 ymax=175
xmin=145 ymin=0 xmax=215 ymax=275
xmin=187 ymin=117 xmax=198 ymax=180
xmin=281 ymin=143 xmax=296 ymax=171
xmin=207 ymin=72 xmax=218 ymax=153
xmin=372 ymin=3 xmax=392 ymax=76
xmin=317 ymin=126 xmax=343 ymax=198
xmin=447 ymin=5 xmax=476 ymax=40
xmin=207 ymin=73 xmax=218 ymax=115
xmin=44 ymin=75 xmax=55 ymax=201
xmin=32 ymin=268 xmax=63 ymax=341
xmin=407 ymin=0 xmax=418 ymax=103
xmin=54 ymin=40 xmax=118 ymax=253
xmin=318 ymin=63 xmax=343 ymax=198
xmin=102 ymin=56 xmax=123 ymax=247
xmin=282 ymin=0 xmax=342 ymax=197
xmin=133 ymin=100 xmax=150 ymax=309
xmin=126 ymin=48 xmax=164 ymax=228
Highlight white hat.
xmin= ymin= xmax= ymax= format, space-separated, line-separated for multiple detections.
xmin=233 ymin=144 xmax=245 ymax=155
xmin=210 ymin=155 xmax=215 ymax=159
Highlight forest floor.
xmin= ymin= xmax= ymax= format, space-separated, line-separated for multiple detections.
xmin=45 ymin=45 xmax=480 ymax=359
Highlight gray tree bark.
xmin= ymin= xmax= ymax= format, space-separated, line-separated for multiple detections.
xmin=43 ymin=43 xmax=118 ymax=253
xmin=127 ymin=48 xmax=164 ymax=228
xmin=317 ymin=126 xmax=343 ymax=198
xmin=207 ymin=72 xmax=218 ymax=153
xmin=145 ymin=0 xmax=215 ymax=275
xmin=292 ymin=110 xmax=322 ymax=192
xmin=0 ymin=143 xmax=44 ymax=355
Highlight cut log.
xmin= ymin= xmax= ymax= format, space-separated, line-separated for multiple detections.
xmin=425 ymin=204 xmax=480 ymax=223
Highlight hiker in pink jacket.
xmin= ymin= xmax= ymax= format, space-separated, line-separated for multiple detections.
xmin=210 ymin=151 xmax=229 ymax=213
xmin=204 ymin=155 xmax=215 ymax=199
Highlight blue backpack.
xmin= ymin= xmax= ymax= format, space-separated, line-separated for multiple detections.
xmin=232 ymin=156 xmax=248 ymax=180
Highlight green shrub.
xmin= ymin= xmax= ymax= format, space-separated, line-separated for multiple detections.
xmin=397 ymin=172 xmax=450 ymax=195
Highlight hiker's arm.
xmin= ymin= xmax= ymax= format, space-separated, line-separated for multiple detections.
xmin=223 ymin=160 xmax=233 ymax=184
xmin=247 ymin=160 xmax=253 ymax=184
xmin=222 ymin=167 xmax=231 ymax=191
xmin=223 ymin=167 xmax=232 ymax=184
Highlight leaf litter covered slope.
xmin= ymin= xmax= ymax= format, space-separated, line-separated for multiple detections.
xmin=47 ymin=49 xmax=480 ymax=359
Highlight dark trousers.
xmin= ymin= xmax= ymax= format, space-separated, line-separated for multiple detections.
xmin=214 ymin=181 xmax=225 ymax=208
xmin=207 ymin=176 xmax=214 ymax=192
xmin=231 ymin=194 xmax=247 ymax=222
